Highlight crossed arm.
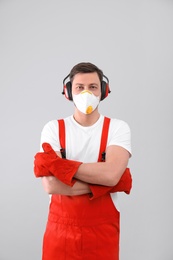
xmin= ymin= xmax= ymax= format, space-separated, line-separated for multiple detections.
xmin=41 ymin=145 xmax=130 ymax=196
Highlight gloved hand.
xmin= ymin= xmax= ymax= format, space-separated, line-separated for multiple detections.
xmin=34 ymin=143 xmax=83 ymax=186
xmin=34 ymin=163 xmax=52 ymax=177
xmin=34 ymin=143 xmax=56 ymax=178
xmin=89 ymin=168 xmax=132 ymax=200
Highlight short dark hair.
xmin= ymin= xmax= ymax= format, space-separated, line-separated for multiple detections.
xmin=69 ymin=62 xmax=103 ymax=83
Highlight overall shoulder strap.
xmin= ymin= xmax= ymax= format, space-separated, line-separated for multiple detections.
xmin=58 ymin=119 xmax=66 ymax=158
xmin=58 ymin=117 xmax=111 ymax=161
xmin=97 ymin=117 xmax=111 ymax=162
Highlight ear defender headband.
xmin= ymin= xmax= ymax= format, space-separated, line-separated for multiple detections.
xmin=62 ymin=74 xmax=111 ymax=101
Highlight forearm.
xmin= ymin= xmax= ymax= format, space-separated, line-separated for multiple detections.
xmin=74 ymin=162 xmax=123 ymax=186
xmin=42 ymin=176 xmax=91 ymax=196
xmin=74 ymin=146 xmax=130 ymax=186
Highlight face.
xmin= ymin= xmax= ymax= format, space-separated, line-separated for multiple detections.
xmin=72 ymin=72 xmax=101 ymax=97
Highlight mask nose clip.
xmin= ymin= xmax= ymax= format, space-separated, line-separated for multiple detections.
xmin=81 ymin=90 xmax=92 ymax=95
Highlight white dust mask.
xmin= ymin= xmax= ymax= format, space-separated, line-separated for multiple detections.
xmin=73 ymin=90 xmax=100 ymax=114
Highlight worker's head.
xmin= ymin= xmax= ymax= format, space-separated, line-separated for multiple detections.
xmin=62 ymin=62 xmax=110 ymax=101
xmin=62 ymin=62 xmax=111 ymax=115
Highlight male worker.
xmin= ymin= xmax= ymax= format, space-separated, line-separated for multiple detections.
xmin=34 ymin=62 xmax=132 ymax=260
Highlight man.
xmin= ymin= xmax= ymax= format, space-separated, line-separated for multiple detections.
xmin=34 ymin=62 xmax=132 ymax=260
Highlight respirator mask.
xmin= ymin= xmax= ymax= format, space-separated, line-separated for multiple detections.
xmin=73 ymin=90 xmax=100 ymax=114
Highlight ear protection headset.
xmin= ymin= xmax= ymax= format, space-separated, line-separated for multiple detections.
xmin=62 ymin=74 xmax=111 ymax=101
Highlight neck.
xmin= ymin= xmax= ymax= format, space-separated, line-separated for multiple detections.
xmin=73 ymin=108 xmax=100 ymax=126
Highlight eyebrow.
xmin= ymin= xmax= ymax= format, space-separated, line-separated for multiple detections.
xmin=75 ymin=83 xmax=99 ymax=86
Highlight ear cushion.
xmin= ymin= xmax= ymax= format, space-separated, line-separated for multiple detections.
xmin=64 ymin=81 xmax=73 ymax=101
xmin=101 ymin=81 xmax=110 ymax=100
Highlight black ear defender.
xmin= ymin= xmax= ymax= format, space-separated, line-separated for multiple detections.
xmin=62 ymin=74 xmax=73 ymax=101
xmin=62 ymin=74 xmax=111 ymax=101
xmin=100 ymin=75 xmax=111 ymax=101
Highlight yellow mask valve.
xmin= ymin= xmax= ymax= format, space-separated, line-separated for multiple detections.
xmin=86 ymin=106 xmax=93 ymax=114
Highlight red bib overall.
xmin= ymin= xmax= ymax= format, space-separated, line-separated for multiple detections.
xmin=42 ymin=117 xmax=120 ymax=260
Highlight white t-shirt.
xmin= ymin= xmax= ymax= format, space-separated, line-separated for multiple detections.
xmin=40 ymin=114 xmax=132 ymax=210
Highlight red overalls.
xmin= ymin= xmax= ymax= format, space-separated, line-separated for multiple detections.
xmin=42 ymin=117 xmax=120 ymax=260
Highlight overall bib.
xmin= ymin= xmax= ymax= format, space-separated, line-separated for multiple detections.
xmin=42 ymin=117 xmax=120 ymax=260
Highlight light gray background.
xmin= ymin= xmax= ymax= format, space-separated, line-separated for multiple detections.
xmin=0 ymin=0 xmax=173 ymax=259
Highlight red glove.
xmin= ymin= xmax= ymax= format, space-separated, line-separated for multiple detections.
xmin=34 ymin=143 xmax=56 ymax=178
xmin=89 ymin=168 xmax=132 ymax=200
xmin=34 ymin=163 xmax=52 ymax=177
xmin=34 ymin=143 xmax=82 ymax=186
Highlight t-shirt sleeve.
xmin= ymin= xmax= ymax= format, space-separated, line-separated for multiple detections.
xmin=40 ymin=120 xmax=61 ymax=152
xmin=108 ymin=119 xmax=132 ymax=156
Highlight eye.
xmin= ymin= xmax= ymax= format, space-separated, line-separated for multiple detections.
xmin=77 ymin=85 xmax=84 ymax=90
xmin=89 ymin=85 xmax=97 ymax=90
